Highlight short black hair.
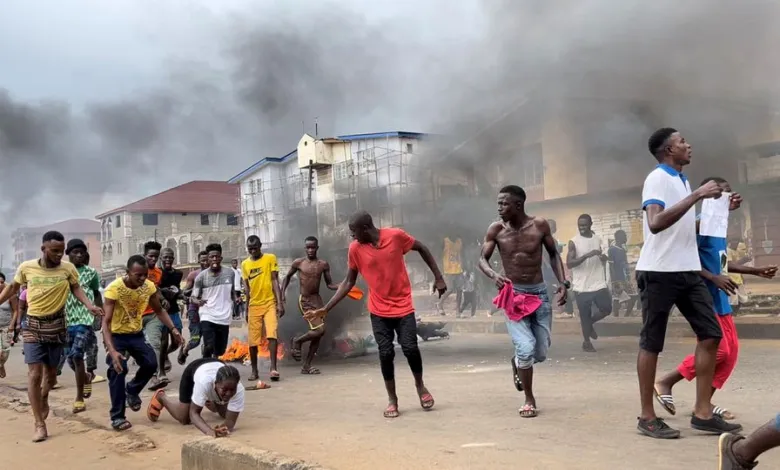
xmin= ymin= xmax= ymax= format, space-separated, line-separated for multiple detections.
xmin=701 ymin=176 xmax=728 ymax=186
xmin=197 ymin=250 xmax=208 ymax=258
xmin=348 ymin=211 xmax=374 ymax=227
xmin=42 ymin=231 xmax=65 ymax=243
xmin=246 ymin=235 xmax=261 ymax=245
xmin=614 ymin=229 xmax=627 ymax=239
xmin=498 ymin=185 xmax=526 ymax=201
xmin=0 ymin=273 xmax=5 ymax=281
xmin=578 ymin=214 xmax=593 ymax=224
xmin=144 ymin=241 xmax=162 ymax=254
xmin=304 ymin=236 xmax=318 ymax=244
xmin=205 ymin=243 xmax=222 ymax=254
xmin=648 ymin=127 xmax=678 ymax=157
xmin=127 ymin=254 xmax=148 ymax=270
xmin=161 ymin=247 xmax=175 ymax=255
xmin=215 ymin=364 xmax=241 ymax=384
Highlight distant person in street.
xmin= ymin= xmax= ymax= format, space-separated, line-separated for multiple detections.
xmin=193 ymin=244 xmax=235 ymax=359
xmin=543 ymin=219 xmax=573 ymax=318
xmin=608 ymin=230 xmax=638 ymax=317
xmin=231 ymin=258 xmax=244 ymax=320
xmin=458 ymin=265 xmax=478 ymax=318
xmin=437 ymin=234 xmax=463 ymax=315
xmin=178 ymin=250 xmax=209 ymax=365
xmin=479 ymin=185 xmax=568 ymax=418
xmin=719 ymin=415 xmax=780 ymax=469
xmin=281 ymin=236 xmax=339 ymax=375
xmin=242 ymin=236 xmax=284 ymax=382
xmin=727 ymin=238 xmax=752 ymax=312
xmin=306 ymin=211 xmax=446 ymax=418
xmin=634 ymin=127 xmax=742 ymax=439
xmin=63 ymin=239 xmax=103 ymax=413
xmin=0 ymin=272 xmax=19 ymax=379
xmin=102 ymin=255 xmax=181 ymax=431
xmin=654 ymin=177 xmax=776 ymax=423
xmin=153 ymin=247 xmax=184 ymax=390
xmin=0 ymin=231 xmax=103 ymax=442
xmin=141 ymin=241 xmax=168 ymax=391
xmin=147 ymin=358 xmax=244 ymax=438
xmin=567 ymin=213 xmax=612 ymax=352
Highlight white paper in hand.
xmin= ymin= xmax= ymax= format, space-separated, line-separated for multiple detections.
xmin=699 ymin=192 xmax=730 ymax=238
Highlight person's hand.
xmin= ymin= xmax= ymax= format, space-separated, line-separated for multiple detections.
xmin=277 ymin=302 xmax=285 ymax=318
xmin=694 ymin=180 xmax=723 ymax=200
xmin=89 ymin=305 xmax=104 ymax=317
xmin=170 ymin=328 xmax=183 ymax=346
xmin=280 ymin=293 xmax=286 ymax=303
xmin=555 ymin=284 xmax=568 ymax=307
xmin=432 ymin=277 xmax=447 ymax=298
xmin=754 ymin=265 xmax=778 ymax=279
xmin=196 ymin=298 xmax=207 ymax=307
xmin=109 ymin=350 xmax=126 ymax=374
xmin=213 ymin=424 xmax=230 ymax=438
xmin=304 ymin=308 xmax=326 ymax=322
xmin=492 ymin=273 xmax=511 ymax=290
xmin=713 ymin=275 xmax=738 ymax=295
xmin=729 ymin=193 xmax=743 ymax=211
xmin=598 ymin=253 xmax=608 ymax=263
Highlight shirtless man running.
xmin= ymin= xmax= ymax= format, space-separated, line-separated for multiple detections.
xmin=281 ymin=236 xmax=338 ymax=374
xmin=478 ymin=185 xmax=568 ymax=418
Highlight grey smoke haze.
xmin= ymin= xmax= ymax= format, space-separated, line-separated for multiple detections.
xmin=2 ymin=0 xmax=780 ymax=262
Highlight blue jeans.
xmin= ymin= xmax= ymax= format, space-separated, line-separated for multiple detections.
xmin=505 ymin=283 xmax=552 ymax=369
xmin=106 ymin=332 xmax=157 ymax=421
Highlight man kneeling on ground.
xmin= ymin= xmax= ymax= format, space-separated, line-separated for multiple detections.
xmin=146 ymin=358 xmax=244 ymax=438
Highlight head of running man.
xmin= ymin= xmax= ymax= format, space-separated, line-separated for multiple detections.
xmin=66 ymin=238 xmax=89 ymax=268
xmin=206 ymin=243 xmax=223 ymax=272
xmin=144 ymin=241 xmax=162 ymax=270
xmin=348 ymin=211 xmax=379 ymax=245
xmin=577 ymin=214 xmax=594 ymax=237
xmin=246 ymin=235 xmax=262 ymax=260
xmin=214 ymin=365 xmax=241 ymax=402
xmin=198 ymin=251 xmax=209 ymax=270
xmin=497 ymin=185 xmax=526 ymax=223
xmin=126 ymin=255 xmax=149 ymax=288
xmin=231 ymin=258 xmax=238 ymax=270
xmin=614 ymin=229 xmax=628 ymax=247
xmin=41 ymin=231 xmax=66 ymax=267
xmin=304 ymin=236 xmax=319 ymax=260
xmin=161 ymin=247 xmax=176 ymax=271
xmin=648 ymin=127 xmax=692 ymax=168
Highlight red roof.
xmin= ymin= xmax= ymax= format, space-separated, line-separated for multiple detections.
xmin=17 ymin=218 xmax=100 ymax=235
xmin=96 ymin=181 xmax=239 ymax=218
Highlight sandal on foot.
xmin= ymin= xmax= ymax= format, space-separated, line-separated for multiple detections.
xmin=84 ymin=379 xmax=93 ymax=399
xmin=383 ymin=404 xmax=400 ymax=418
xmin=92 ymin=374 xmax=106 ymax=384
xmin=269 ymin=370 xmax=280 ymax=382
xmin=111 ymin=419 xmax=133 ymax=431
xmin=519 ymin=404 xmax=538 ymax=418
xmin=126 ymin=393 xmax=142 ymax=412
xmin=301 ymin=367 xmax=321 ymax=375
xmin=248 ymin=372 xmax=259 ymax=382
xmin=419 ymin=393 xmax=435 ymax=411
xmin=147 ymin=390 xmax=165 ymax=422
xmin=72 ymin=401 xmax=86 ymax=414
xmin=32 ymin=424 xmax=48 ymax=443
xmin=177 ymin=347 xmax=188 ymax=366
xmin=510 ymin=358 xmax=523 ymax=392
xmin=653 ymin=387 xmax=676 ymax=416
xmin=714 ymin=406 xmax=736 ymax=420
xmin=246 ymin=380 xmax=271 ymax=391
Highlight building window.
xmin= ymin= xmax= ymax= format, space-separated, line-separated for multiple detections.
xmin=227 ymin=214 xmax=239 ymax=226
xmin=115 ymin=215 xmax=121 ymax=228
xmin=142 ymin=213 xmax=158 ymax=226
xmin=200 ymin=214 xmax=210 ymax=226
xmin=334 ymin=161 xmax=353 ymax=180
xmin=356 ymin=149 xmax=376 ymax=175
xmin=406 ymin=143 xmax=414 ymax=154
xmin=518 ymin=143 xmax=544 ymax=188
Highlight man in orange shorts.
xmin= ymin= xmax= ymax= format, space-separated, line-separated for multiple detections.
xmin=241 ymin=235 xmax=284 ymax=382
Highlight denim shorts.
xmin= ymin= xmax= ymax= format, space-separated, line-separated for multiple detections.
xmin=66 ymin=324 xmax=95 ymax=361
xmin=23 ymin=342 xmax=64 ymax=367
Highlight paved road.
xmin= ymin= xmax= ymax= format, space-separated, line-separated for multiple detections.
xmin=1 ymin=332 xmax=779 ymax=469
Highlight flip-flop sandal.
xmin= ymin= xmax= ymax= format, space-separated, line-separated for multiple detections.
xmin=126 ymin=394 xmax=143 ymax=412
xmin=383 ymin=404 xmax=400 ymax=418
xmin=147 ymin=390 xmax=165 ymax=422
xmin=653 ymin=387 xmax=676 ymax=416
xmin=301 ymin=367 xmax=321 ymax=375
xmin=290 ymin=338 xmax=302 ymax=362
xmin=147 ymin=376 xmax=170 ymax=392
xmin=510 ymin=358 xmax=524 ymax=392
xmin=177 ymin=347 xmax=188 ymax=366
xmin=92 ymin=375 xmax=106 ymax=384
xmin=714 ymin=406 xmax=736 ymax=420
xmin=83 ymin=382 xmax=93 ymax=399
xmin=72 ymin=401 xmax=86 ymax=414
xmin=111 ymin=419 xmax=133 ymax=431
xmin=270 ymin=371 xmax=280 ymax=382
xmin=519 ymin=404 xmax=538 ymax=418
xmin=419 ymin=393 xmax=435 ymax=411
xmin=246 ymin=380 xmax=271 ymax=391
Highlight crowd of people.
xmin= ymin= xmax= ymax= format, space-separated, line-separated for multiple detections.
xmin=2 ymin=127 xmax=780 ymax=467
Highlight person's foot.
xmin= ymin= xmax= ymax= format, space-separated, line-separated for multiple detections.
xmin=582 ymin=341 xmax=597 ymax=353
xmin=147 ymin=375 xmax=170 ymax=391
xmin=177 ymin=345 xmax=188 ymax=365
xmin=0 ymin=362 xmax=6 ymax=379
xmin=718 ymin=433 xmax=758 ymax=469
xmin=41 ymin=395 xmax=50 ymax=420
xmin=164 ymin=358 xmax=172 ymax=374
xmin=637 ymin=417 xmax=680 ymax=439
xmin=32 ymin=423 xmax=48 ymax=443
xmin=269 ymin=370 xmax=280 ymax=382
xmin=417 ymin=387 xmax=434 ymax=410
xmin=248 ymin=370 xmax=259 ymax=381
xmin=126 ymin=392 xmax=143 ymax=412
xmin=691 ymin=414 xmax=743 ymax=434
xmin=383 ymin=402 xmax=400 ymax=418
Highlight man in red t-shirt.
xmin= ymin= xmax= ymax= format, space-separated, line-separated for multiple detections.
xmin=308 ymin=211 xmax=447 ymax=418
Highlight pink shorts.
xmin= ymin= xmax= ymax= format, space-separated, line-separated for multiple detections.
xmin=677 ymin=314 xmax=739 ymax=389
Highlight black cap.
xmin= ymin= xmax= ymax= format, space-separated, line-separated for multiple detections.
xmin=66 ymin=238 xmax=88 ymax=255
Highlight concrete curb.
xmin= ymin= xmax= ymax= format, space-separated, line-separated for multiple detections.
xmin=182 ymin=437 xmax=330 ymax=470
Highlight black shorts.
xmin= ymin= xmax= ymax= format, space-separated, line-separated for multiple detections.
xmin=574 ymin=288 xmax=612 ymax=316
xmin=179 ymin=357 xmax=224 ymax=404
xmin=636 ymin=271 xmax=723 ymax=353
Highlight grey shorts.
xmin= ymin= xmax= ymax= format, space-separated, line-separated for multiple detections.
xmin=23 ymin=342 xmax=64 ymax=367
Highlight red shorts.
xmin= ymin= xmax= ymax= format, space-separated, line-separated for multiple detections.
xmin=677 ymin=314 xmax=739 ymax=389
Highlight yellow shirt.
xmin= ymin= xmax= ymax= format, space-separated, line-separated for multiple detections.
xmin=442 ymin=237 xmax=463 ymax=275
xmin=14 ymin=259 xmax=79 ymax=317
xmin=241 ymin=254 xmax=278 ymax=307
xmin=104 ymin=278 xmax=157 ymax=334
xmin=727 ymin=248 xmax=745 ymax=285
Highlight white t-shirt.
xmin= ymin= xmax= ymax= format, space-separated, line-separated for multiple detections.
xmin=570 ymin=234 xmax=608 ymax=293
xmin=636 ymin=164 xmax=701 ymax=272
xmin=193 ymin=268 xmax=235 ymax=325
xmin=232 ymin=267 xmax=242 ymax=292
xmin=191 ymin=361 xmax=245 ymax=413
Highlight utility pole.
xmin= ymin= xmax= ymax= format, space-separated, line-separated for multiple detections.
xmin=154 ymin=229 xmax=158 ymax=242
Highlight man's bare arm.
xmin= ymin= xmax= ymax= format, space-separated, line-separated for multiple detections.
xmin=101 ymin=298 xmax=117 ymax=353
xmin=189 ymin=404 xmax=218 ymax=436
xmin=645 ymin=182 xmax=720 ymax=234
xmin=222 ymin=411 xmax=240 ymax=432
xmin=566 ymin=240 xmax=599 ymax=269
xmin=322 ymin=261 xmax=339 ymax=290
xmin=322 ymin=268 xmax=359 ymax=313
xmin=272 ymin=272 xmax=284 ymax=316
xmin=0 ymin=282 xmax=20 ymax=306
xmin=280 ymin=259 xmax=301 ymax=299
xmin=478 ymin=223 xmax=503 ymax=281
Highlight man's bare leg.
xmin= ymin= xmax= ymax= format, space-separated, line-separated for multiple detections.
xmin=158 ymin=391 xmax=192 ymax=424
xmin=519 ymin=366 xmax=535 ymax=415
xmin=269 ymin=338 xmax=279 ymax=380
xmin=73 ymin=357 xmax=86 ymax=408
xmin=301 ymin=331 xmax=324 ymax=373
xmin=248 ymin=346 xmax=259 ymax=381
xmin=637 ymin=349 xmax=659 ymax=421
xmin=725 ymin=417 xmax=780 ymax=466
xmin=384 ymin=379 xmax=399 ymax=416
xmin=654 ymin=369 xmax=685 ymax=398
xmin=27 ymin=363 xmax=47 ymax=441
xmin=692 ymin=338 xmax=719 ymax=419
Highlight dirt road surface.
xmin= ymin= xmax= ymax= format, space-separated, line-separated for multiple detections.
xmin=2 ymin=332 xmax=780 ymax=469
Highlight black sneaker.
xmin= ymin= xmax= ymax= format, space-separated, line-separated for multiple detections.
xmin=582 ymin=341 xmax=597 ymax=353
xmin=637 ymin=417 xmax=681 ymax=439
xmin=691 ymin=414 xmax=743 ymax=434
xmin=718 ymin=433 xmax=758 ymax=469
